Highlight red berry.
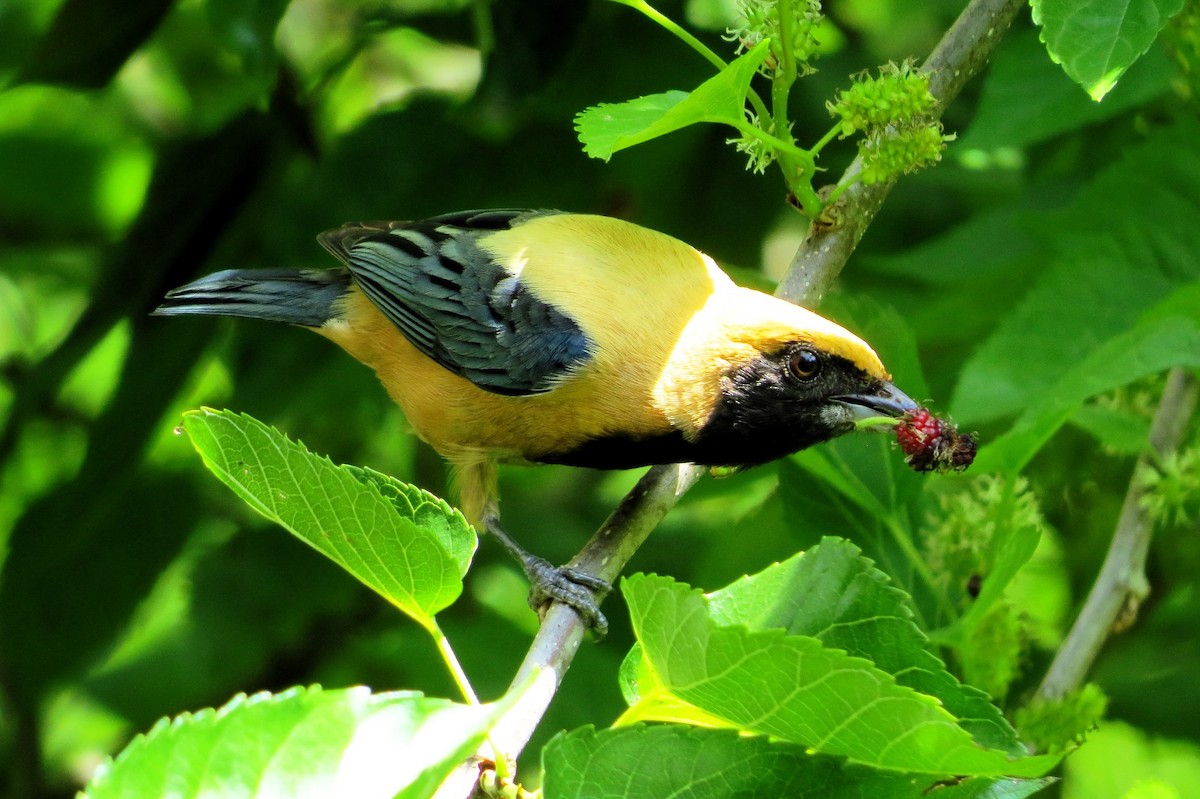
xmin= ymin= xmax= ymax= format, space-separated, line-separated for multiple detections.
xmin=895 ymin=408 xmax=976 ymax=473
xmin=895 ymin=408 xmax=944 ymax=455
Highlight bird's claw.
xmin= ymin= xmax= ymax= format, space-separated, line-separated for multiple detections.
xmin=521 ymin=557 xmax=610 ymax=639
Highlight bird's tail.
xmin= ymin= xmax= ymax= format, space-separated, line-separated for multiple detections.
xmin=153 ymin=268 xmax=350 ymax=327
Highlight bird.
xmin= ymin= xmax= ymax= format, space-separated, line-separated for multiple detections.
xmin=155 ymin=209 xmax=917 ymax=632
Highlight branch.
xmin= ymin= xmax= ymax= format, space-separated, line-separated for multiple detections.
xmin=438 ymin=0 xmax=1027 ymax=793
xmin=435 ymin=466 xmax=706 ymax=796
xmin=778 ymin=0 xmax=1024 ymax=305
xmin=1036 ymin=368 xmax=1199 ymax=700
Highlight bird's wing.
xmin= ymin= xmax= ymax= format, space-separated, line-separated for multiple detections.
xmin=319 ymin=210 xmax=592 ymax=396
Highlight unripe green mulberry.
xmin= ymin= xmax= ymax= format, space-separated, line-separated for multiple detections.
xmin=728 ymin=0 xmax=824 ymax=75
xmin=829 ymin=62 xmax=936 ymax=136
xmin=857 ymin=123 xmax=951 ymax=184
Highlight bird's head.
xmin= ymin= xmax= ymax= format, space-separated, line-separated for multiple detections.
xmin=655 ymin=287 xmax=917 ymax=468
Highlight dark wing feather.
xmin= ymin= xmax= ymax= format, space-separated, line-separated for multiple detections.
xmin=321 ymin=210 xmax=592 ymax=396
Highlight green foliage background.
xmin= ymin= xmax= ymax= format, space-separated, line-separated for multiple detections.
xmin=1 ymin=0 xmax=1199 ymax=796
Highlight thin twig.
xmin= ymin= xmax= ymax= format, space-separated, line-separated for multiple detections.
xmin=438 ymin=1 xmax=1027 ymax=793
xmin=1036 ymin=369 xmax=1198 ymax=700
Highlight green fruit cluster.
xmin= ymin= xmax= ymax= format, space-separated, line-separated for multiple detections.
xmin=729 ymin=0 xmax=824 ymax=74
xmin=856 ymin=123 xmax=951 ymax=184
xmin=828 ymin=62 xmax=936 ymax=136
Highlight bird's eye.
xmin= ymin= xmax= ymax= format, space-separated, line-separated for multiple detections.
xmin=788 ymin=347 xmax=822 ymax=381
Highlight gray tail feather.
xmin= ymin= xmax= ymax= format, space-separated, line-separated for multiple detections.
xmin=153 ymin=268 xmax=350 ymax=327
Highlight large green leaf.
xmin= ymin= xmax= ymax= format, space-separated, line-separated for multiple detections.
xmin=82 ymin=686 xmax=502 ymax=799
xmin=973 ymin=311 xmax=1200 ymax=475
xmin=1031 ymin=0 xmax=1184 ymax=100
xmin=542 ymin=725 xmax=1054 ymax=799
xmin=621 ymin=569 xmax=1059 ymax=776
xmin=182 ymin=408 xmax=476 ymax=631
xmin=706 ymin=539 xmax=1022 ymax=753
xmin=952 ymin=120 xmax=1200 ymax=425
xmin=575 ymin=40 xmax=768 ymax=160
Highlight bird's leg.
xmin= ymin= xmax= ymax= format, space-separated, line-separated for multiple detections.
xmin=481 ymin=510 xmax=610 ymax=638
xmin=458 ymin=459 xmax=610 ymax=635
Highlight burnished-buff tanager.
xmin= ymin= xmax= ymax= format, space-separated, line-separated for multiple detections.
xmin=156 ymin=209 xmax=917 ymax=629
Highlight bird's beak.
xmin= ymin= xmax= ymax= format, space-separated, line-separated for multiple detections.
xmin=834 ymin=380 xmax=918 ymax=421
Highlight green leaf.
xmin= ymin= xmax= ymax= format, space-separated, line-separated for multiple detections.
xmin=1031 ymin=0 xmax=1185 ymax=100
xmin=542 ymin=725 xmax=1055 ymax=799
xmin=1067 ymin=402 xmax=1153 ymax=455
xmin=952 ymin=120 xmax=1200 ymax=425
xmin=575 ymin=40 xmax=769 ymax=160
xmin=181 ymin=408 xmax=476 ymax=631
xmin=343 ymin=465 xmax=475 ymax=579
xmin=973 ymin=313 xmax=1200 ymax=475
xmin=576 ymin=91 xmax=689 ymax=160
xmin=958 ymin=30 xmax=1173 ymax=150
xmin=706 ymin=539 xmax=1023 ymax=753
xmin=82 ymin=686 xmax=502 ymax=799
xmin=622 ymin=570 xmax=1059 ymax=776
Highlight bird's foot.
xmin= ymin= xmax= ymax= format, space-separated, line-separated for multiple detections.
xmin=521 ymin=556 xmax=610 ymax=639
xmin=483 ymin=511 xmax=611 ymax=638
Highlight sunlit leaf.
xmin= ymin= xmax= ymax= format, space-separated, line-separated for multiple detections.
xmin=622 ymin=567 xmax=1059 ymax=775
xmin=1031 ymin=0 xmax=1184 ymax=100
xmin=543 ymin=725 xmax=1055 ymax=799
xmin=182 ymin=408 xmax=476 ymax=631
xmin=82 ymin=686 xmax=501 ymax=799
xmin=575 ymin=40 xmax=768 ymax=160
xmin=707 ymin=539 xmax=1023 ymax=753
